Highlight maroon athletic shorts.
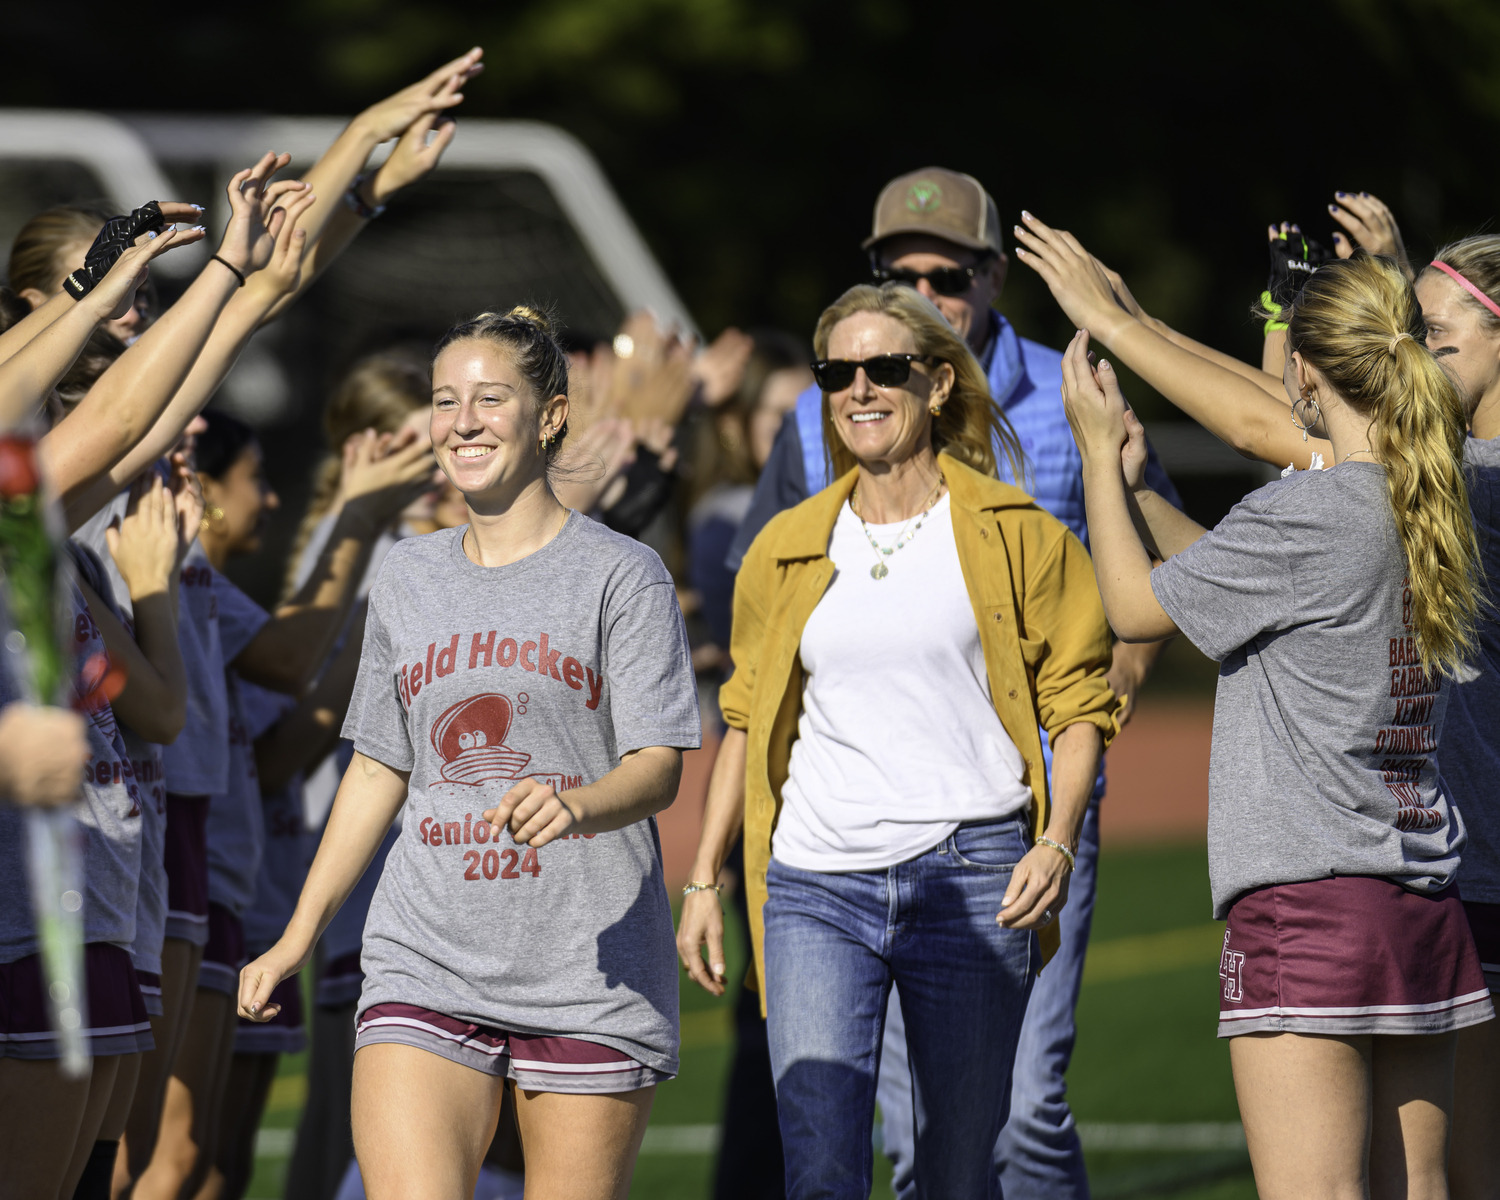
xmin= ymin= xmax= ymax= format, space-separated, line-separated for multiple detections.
xmin=354 ymin=1002 xmax=669 ymax=1093
xmin=136 ymin=969 xmax=164 ymax=1017
xmin=1464 ymin=900 xmax=1500 ymax=995
xmin=164 ymin=794 xmax=210 ymax=946
xmin=198 ymin=903 xmax=247 ymax=996
xmin=316 ymin=950 xmax=365 ymax=1010
xmin=0 ymin=943 xmax=153 ymax=1058
xmin=235 ymin=975 xmax=305 ymax=1055
xmin=1218 ymin=876 xmax=1493 ymax=1037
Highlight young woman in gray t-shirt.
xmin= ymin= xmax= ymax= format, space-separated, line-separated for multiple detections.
xmin=1057 ymin=255 xmax=1492 ymax=1199
xmin=239 ymin=307 xmax=700 ymax=1200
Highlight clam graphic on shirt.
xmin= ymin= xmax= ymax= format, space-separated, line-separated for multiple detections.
xmin=428 ymin=692 xmax=576 ymax=794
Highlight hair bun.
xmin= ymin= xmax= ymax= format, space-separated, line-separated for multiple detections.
xmin=506 ymin=304 xmax=553 ymax=333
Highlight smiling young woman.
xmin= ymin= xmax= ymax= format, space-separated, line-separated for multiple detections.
xmin=239 ymin=306 xmax=701 ymax=1200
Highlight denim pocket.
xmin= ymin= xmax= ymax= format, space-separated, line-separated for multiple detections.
xmin=947 ymin=818 xmax=1028 ymax=871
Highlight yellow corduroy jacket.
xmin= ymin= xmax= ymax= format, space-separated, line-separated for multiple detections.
xmin=720 ymin=454 xmax=1123 ymax=1013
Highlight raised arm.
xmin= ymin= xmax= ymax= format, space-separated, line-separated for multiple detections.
xmin=233 ymin=431 xmax=437 ymax=694
xmin=0 ymin=227 xmax=200 ymax=433
xmin=1062 ymin=332 xmax=1186 ymax=643
xmin=1014 ymin=212 xmax=1333 ymax=471
xmin=258 ymin=48 xmax=482 ymax=324
xmin=41 ymin=155 xmax=308 ymax=510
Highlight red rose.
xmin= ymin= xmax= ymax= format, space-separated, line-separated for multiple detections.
xmin=0 ymin=437 xmax=39 ymax=499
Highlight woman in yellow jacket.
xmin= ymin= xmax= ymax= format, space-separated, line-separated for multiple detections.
xmin=677 ymin=282 xmax=1121 ymax=1199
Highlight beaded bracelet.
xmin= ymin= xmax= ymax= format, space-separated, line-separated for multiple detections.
xmin=343 ymin=174 xmax=387 ymax=221
xmin=1035 ymin=836 xmax=1076 ymax=872
xmin=682 ymin=881 xmax=722 ymax=897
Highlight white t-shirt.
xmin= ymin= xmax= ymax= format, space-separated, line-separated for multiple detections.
xmin=774 ymin=494 xmax=1033 ymax=872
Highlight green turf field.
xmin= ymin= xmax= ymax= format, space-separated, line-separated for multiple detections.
xmin=248 ymin=841 xmax=1257 ymax=1200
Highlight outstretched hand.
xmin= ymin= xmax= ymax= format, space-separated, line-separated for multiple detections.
xmin=84 ymin=222 xmax=205 ymax=322
xmin=1327 ymin=191 xmax=1410 ymax=277
xmin=355 ymin=48 xmax=483 ymax=146
xmin=216 ymin=152 xmax=312 ymax=277
xmin=104 ymin=473 xmax=179 ymax=599
xmin=1060 ymin=329 xmax=1131 ymax=471
xmin=1013 ymin=212 xmax=1133 ymax=341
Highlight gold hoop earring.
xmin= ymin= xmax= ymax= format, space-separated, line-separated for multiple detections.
xmin=1290 ymin=392 xmax=1322 ymax=442
xmin=199 ymin=503 xmax=224 ymax=533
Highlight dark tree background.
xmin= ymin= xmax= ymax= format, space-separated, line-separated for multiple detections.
xmin=7 ymin=0 xmax=1500 ymax=411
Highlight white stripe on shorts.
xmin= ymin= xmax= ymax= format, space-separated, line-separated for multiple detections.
xmin=1219 ymin=989 xmax=1493 ymax=1021
xmin=356 ymin=1014 xmax=509 ymax=1058
xmin=509 ymin=1056 xmax=642 ymax=1075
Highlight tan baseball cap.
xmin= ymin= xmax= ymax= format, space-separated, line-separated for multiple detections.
xmin=862 ymin=167 xmax=1003 ymax=255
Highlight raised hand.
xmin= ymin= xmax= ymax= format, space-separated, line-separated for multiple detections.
xmin=1060 ymin=329 xmax=1130 ymax=470
xmin=691 ymin=327 xmax=754 ymax=408
xmin=1327 ymin=191 xmax=1410 ymax=276
xmin=166 ymin=452 xmax=204 ymax=568
xmin=83 ymin=222 xmax=206 ymax=323
xmin=353 ymin=48 xmax=483 ymax=146
xmin=1013 ymin=212 xmax=1132 ymax=341
xmin=338 ymin=427 xmax=440 ymax=528
xmin=104 ymin=472 xmax=179 ymax=599
xmin=215 ymin=153 xmax=312 ymax=277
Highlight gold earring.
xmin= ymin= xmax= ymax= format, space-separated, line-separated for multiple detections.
xmin=929 ymin=406 xmax=943 ymax=417
xmin=199 ymin=504 xmax=223 ymax=533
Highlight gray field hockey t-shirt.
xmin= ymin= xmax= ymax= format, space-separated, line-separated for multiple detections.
xmin=344 ymin=515 xmax=700 ymax=1074
xmin=1442 ymin=437 xmax=1500 ymax=903
xmin=1151 ymin=463 xmax=1464 ymax=919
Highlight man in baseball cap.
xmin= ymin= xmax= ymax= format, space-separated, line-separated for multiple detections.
xmin=724 ymin=168 xmax=1182 ymax=1200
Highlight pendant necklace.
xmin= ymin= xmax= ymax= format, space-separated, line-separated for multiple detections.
xmin=852 ymin=476 xmax=944 ymax=580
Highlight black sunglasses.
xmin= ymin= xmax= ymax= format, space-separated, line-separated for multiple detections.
xmin=871 ymin=253 xmax=995 ymax=297
xmin=809 ymin=354 xmax=942 ymax=392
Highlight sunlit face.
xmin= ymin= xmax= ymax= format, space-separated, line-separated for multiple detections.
xmin=430 ymin=339 xmax=566 ymax=501
xmin=878 ymin=233 xmax=1006 ymax=352
xmin=823 ymin=312 xmax=953 ymax=469
xmin=1416 ymin=271 xmax=1500 ymax=420
xmin=202 ymin=443 xmax=279 ymax=558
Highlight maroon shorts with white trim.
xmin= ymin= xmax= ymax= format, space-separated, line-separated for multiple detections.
xmin=354 ymin=1002 xmax=670 ymax=1093
xmin=1218 ymin=876 xmax=1494 ymax=1037
xmin=1464 ymin=901 xmax=1500 ymax=995
xmin=136 ymin=969 xmax=164 ymax=1017
xmin=197 ymin=903 xmax=247 ymax=996
xmin=164 ymin=794 xmax=210 ymax=946
xmin=235 ymin=976 xmax=305 ymax=1055
xmin=0 ymin=943 xmax=154 ymax=1058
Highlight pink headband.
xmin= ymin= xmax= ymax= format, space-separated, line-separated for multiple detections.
xmin=1429 ymin=260 xmax=1500 ymax=320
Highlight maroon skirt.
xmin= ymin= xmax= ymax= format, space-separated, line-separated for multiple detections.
xmin=164 ymin=794 xmax=210 ymax=946
xmin=0 ymin=943 xmax=153 ymax=1058
xmin=1218 ymin=876 xmax=1493 ymax=1037
xmin=197 ymin=903 xmax=247 ymax=996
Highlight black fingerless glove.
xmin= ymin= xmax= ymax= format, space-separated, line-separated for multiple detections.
xmin=62 ymin=202 xmax=166 ymax=300
xmin=1261 ymin=227 xmax=1336 ymax=333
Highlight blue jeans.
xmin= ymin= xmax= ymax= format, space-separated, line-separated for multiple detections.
xmin=877 ymin=797 xmax=1101 ymax=1199
xmin=763 ymin=817 xmax=1037 ymax=1200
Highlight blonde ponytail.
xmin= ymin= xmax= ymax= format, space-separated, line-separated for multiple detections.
xmin=1288 ymin=255 xmax=1481 ymax=676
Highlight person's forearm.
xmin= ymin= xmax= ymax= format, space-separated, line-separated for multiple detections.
xmin=1262 ymin=328 xmax=1288 ymax=377
xmin=0 ymin=292 xmax=72 ymax=371
xmin=1147 ymin=318 xmax=1285 ymax=397
xmin=565 ymin=745 xmax=683 ymax=835
xmin=77 ymin=581 xmax=185 ymax=743
xmin=0 ymin=297 xmax=108 ymax=431
xmin=1130 ymin=487 xmax=1208 ymax=560
xmin=41 ymin=264 xmax=239 ymax=504
xmin=1083 ymin=460 xmax=1175 ymax=642
xmin=1041 ymin=721 xmax=1103 ymax=853
xmin=235 ymin=509 xmax=379 ymax=693
xmin=688 ymin=726 xmax=747 ymax=881
xmin=84 ymin=282 xmax=286 ymax=511
xmin=278 ymin=752 xmax=408 ymax=957
xmin=1102 ymin=319 xmax=1323 ymax=469
xmin=261 ymin=206 xmax=365 ymax=325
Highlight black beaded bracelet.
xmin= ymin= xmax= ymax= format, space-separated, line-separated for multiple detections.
xmin=211 ymin=255 xmax=246 ymax=287
xmin=343 ymin=174 xmax=387 ymax=221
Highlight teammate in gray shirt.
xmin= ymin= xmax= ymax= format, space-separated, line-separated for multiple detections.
xmin=240 ymin=306 xmax=699 ymax=1199
xmin=1058 ymin=254 xmax=1491 ymax=1199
